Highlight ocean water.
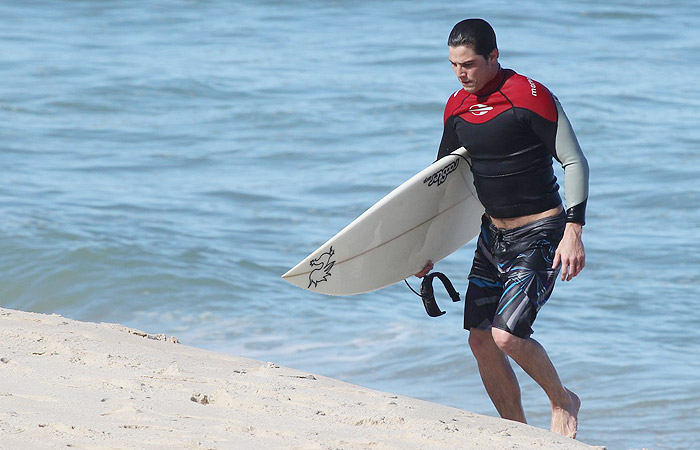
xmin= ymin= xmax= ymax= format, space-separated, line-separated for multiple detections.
xmin=2 ymin=1 xmax=699 ymax=449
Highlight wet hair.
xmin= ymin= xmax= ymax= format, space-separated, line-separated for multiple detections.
xmin=448 ymin=18 xmax=497 ymax=59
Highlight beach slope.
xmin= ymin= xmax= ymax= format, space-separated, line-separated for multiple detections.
xmin=0 ymin=308 xmax=603 ymax=450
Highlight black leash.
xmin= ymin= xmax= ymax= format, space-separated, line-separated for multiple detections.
xmin=404 ymin=272 xmax=461 ymax=317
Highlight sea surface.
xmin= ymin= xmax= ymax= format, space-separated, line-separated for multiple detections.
xmin=2 ymin=1 xmax=699 ymax=449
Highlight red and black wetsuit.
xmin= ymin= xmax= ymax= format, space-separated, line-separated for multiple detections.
xmin=438 ymin=68 xmax=588 ymax=224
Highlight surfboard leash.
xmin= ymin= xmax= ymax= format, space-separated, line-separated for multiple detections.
xmin=404 ymin=272 xmax=461 ymax=317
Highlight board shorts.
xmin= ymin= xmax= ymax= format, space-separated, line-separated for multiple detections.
xmin=464 ymin=211 xmax=566 ymax=339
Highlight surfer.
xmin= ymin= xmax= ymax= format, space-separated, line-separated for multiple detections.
xmin=417 ymin=18 xmax=589 ymax=439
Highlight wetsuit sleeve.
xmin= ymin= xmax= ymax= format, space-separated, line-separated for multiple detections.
xmin=437 ymin=116 xmax=463 ymax=161
xmin=530 ymin=95 xmax=589 ymax=225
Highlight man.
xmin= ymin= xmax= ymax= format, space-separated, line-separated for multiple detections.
xmin=417 ymin=18 xmax=588 ymax=439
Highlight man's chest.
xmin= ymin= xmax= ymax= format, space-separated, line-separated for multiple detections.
xmin=449 ymin=98 xmax=539 ymax=159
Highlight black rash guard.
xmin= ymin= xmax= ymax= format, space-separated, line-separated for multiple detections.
xmin=438 ymin=68 xmax=589 ymax=224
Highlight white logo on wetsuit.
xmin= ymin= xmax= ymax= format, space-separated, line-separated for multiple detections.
xmin=469 ymin=104 xmax=493 ymax=116
xmin=527 ymin=78 xmax=538 ymax=96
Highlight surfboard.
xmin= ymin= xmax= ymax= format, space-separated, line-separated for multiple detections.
xmin=282 ymin=147 xmax=484 ymax=295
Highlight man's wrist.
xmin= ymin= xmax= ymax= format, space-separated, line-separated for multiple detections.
xmin=565 ymin=200 xmax=587 ymax=225
xmin=564 ymin=221 xmax=583 ymax=236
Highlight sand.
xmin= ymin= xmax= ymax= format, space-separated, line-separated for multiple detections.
xmin=0 ymin=308 xmax=606 ymax=450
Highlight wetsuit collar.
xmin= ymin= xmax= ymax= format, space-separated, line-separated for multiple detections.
xmin=473 ymin=66 xmax=505 ymax=97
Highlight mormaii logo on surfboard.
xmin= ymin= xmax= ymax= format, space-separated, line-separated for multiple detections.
xmin=308 ymin=246 xmax=335 ymax=288
xmin=424 ymin=159 xmax=459 ymax=187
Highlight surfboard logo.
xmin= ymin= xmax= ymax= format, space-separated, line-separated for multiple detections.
xmin=424 ymin=159 xmax=459 ymax=187
xmin=308 ymin=246 xmax=335 ymax=288
xmin=469 ymin=103 xmax=493 ymax=116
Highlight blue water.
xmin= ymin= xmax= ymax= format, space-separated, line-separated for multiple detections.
xmin=2 ymin=1 xmax=699 ymax=449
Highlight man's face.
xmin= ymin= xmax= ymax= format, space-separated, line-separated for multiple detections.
xmin=448 ymin=45 xmax=500 ymax=94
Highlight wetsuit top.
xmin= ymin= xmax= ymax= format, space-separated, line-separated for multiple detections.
xmin=438 ymin=68 xmax=589 ymax=224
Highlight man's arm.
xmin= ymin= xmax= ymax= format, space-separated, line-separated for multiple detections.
xmin=549 ymin=96 xmax=589 ymax=280
xmin=528 ymin=92 xmax=589 ymax=280
xmin=419 ymin=111 xmax=464 ymax=277
xmin=437 ymin=116 xmax=463 ymax=161
xmin=551 ymin=96 xmax=589 ymax=225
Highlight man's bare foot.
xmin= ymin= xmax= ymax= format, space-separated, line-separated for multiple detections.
xmin=551 ymin=388 xmax=580 ymax=439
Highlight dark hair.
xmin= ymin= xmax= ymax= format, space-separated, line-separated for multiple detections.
xmin=448 ymin=18 xmax=497 ymax=58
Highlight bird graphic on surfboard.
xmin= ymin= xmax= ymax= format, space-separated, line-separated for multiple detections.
xmin=307 ymin=246 xmax=335 ymax=288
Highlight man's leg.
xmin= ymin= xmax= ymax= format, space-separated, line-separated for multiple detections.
xmin=468 ymin=328 xmax=526 ymax=423
xmin=491 ymin=328 xmax=580 ymax=438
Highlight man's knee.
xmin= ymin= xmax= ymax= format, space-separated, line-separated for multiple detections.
xmin=468 ymin=328 xmax=499 ymax=359
xmin=491 ymin=327 xmax=525 ymax=355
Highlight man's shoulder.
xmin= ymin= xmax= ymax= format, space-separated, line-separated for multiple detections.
xmin=501 ymin=70 xmax=557 ymax=122
xmin=443 ymin=89 xmax=470 ymax=122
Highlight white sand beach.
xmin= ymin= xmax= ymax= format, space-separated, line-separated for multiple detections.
xmin=0 ymin=308 xmax=606 ymax=450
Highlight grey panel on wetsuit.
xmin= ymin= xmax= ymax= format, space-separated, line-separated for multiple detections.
xmin=553 ymin=96 xmax=589 ymax=212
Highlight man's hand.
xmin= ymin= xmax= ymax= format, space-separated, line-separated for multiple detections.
xmin=415 ymin=260 xmax=434 ymax=278
xmin=553 ymin=223 xmax=585 ymax=281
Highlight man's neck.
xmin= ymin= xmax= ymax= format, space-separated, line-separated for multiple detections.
xmin=473 ymin=65 xmax=503 ymax=96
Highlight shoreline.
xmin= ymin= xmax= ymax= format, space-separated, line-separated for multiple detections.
xmin=0 ymin=307 xmax=605 ymax=449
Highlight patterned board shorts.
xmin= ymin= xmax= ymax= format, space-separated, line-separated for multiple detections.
xmin=465 ymin=211 xmax=566 ymax=339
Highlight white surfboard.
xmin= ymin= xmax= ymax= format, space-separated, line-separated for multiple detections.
xmin=282 ymin=147 xmax=484 ymax=295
